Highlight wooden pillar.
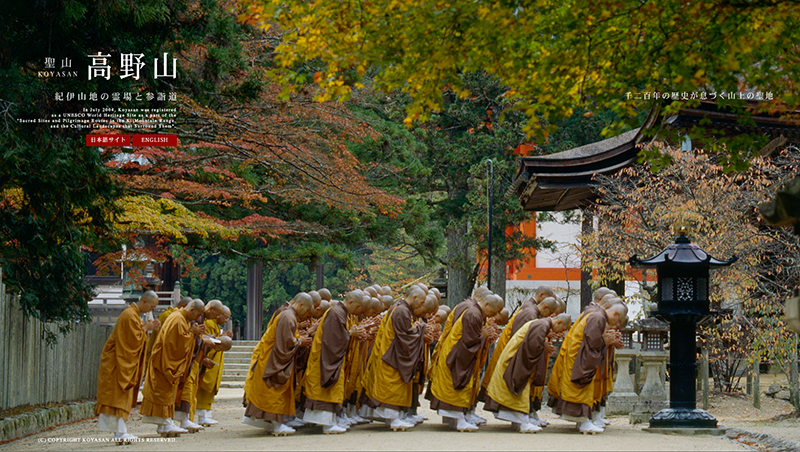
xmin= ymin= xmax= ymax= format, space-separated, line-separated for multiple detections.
xmin=753 ymin=358 xmax=761 ymax=409
xmin=702 ymin=348 xmax=710 ymax=410
xmin=246 ymin=261 xmax=263 ymax=340
xmin=579 ymin=210 xmax=593 ymax=312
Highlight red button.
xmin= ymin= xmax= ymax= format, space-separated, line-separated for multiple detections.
xmin=86 ymin=134 xmax=131 ymax=146
xmin=132 ymin=134 xmax=177 ymax=147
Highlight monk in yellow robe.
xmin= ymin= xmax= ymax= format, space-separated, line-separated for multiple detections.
xmin=196 ymin=305 xmax=233 ymax=426
xmin=95 ymin=291 xmax=160 ymax=444
xmin=365 ymin=286 xmax=431 ymax=430
xmin=243 ymin=293 xmax=314 ymax=435
xmin=405 ymin=293 xmax=440 ymax=424
xmin=428 ymin=289 xmax=503 ymax=432
xmin=144 ymin=296 xmax=191 ymax=378
xmin=141 ymin=299 xmax=209 ymax=437
xmin=480 ymin=287 xmax=555 ymax=402
xmin=303 ymin=291 xmax=363 ymax=434
xmin=356 ymin=297 xmax=384 ymax=420
xmin=484 ymin=315 xmax=571 ymax=433
xmin=590 ymin=295 xmax=625 ymax=428
xmin=173 ymin=299 xmax=223 ymax=432
xmin=547 ymin=302 xmax=626 ymax=434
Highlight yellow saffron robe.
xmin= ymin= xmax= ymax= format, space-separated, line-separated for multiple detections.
xmin=547 ymin=307 xmax=608 ymax=419
xmin=95 ymin=303 xmax=147 ymax=420
xmin=244 ymin=305 xmax=301 ymax=420
xmin=141 ymin=308 xmax=195 ymax=420
xmin=196 ymin=319 xmax=224 ymax=411
xmin=429 ymin=299 xmax=485 ymax=411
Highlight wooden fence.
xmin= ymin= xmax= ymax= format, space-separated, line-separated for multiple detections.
xmin=0 ymin=268 xmax=113 ymax=410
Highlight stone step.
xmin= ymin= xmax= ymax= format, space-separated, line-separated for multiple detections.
xmin=222 ymin=375 xmax=247 ymax=382
xmin=222 ymin=370 xmax=250 ymax=378
xmin=223 ymin=357 xmax=251 ymax=364
xmin=224 ymin=351 xmax=253 ymax=358
xmin=232 ymin=340 xmax=260 ymax=347
xmin=220 ymin=382 xmax=244 ymax=388
xmin=221 ymin=363 xmax=250 ymax=372
xmin=228 ymin=346 xmax=256 ymax=353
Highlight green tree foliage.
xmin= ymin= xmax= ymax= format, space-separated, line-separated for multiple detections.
xmin=0 ymin=0 xmax=187 ymax=339
xmin=236 ymin=0 xmax=800 ymax=168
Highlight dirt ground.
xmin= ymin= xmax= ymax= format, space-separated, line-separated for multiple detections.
xmin=5 ymin=383 xmax=795 ymax=452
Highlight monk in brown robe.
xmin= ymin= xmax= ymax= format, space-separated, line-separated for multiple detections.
xmin=428 ymin=289 xmax=503 ymax=431
xmin=485 ymin=314 xmax=572 ymax=433
xmin=242 ymin=293 xmax=314 ymax=435
xmin=196 ymin=305 xmax=233 ymax=426
xmin=547 ymin=302 xmax=626 ymax=434
xmin=173 ymin=299 xmax=223 ymax=432
xmin=95 ymin=291 xmax=160 ymax=444
xmin=302 ymin=291 xmax=363 ymax=434
xmin=141 ymin=299 xmax=210 ymax=437
xmin=480 ymin=289 xmax=556 ymax=415
xmin=366 ymin=286 xmax=431 ymax=430
xmin=465 ymin=296 xmax=505 ymax=427
xmin=590 ymin=295 xmax=625 ymax=427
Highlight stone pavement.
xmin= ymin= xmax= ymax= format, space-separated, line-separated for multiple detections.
xmin=0 ymin=388 xmax=763 ymax=451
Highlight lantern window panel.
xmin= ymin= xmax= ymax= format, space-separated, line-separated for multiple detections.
xmin=662 ymin=277 xmax=673 ymax=301
xmin=676 ymin=277 xmax=694 ymax=302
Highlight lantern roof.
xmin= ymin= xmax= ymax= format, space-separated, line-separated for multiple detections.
xmin=630 ymin=233 xmax=738 ymax=269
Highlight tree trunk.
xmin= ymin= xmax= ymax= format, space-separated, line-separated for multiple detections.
xmin=446 ymin=219 xmax=472 ymax=308
xmin=580 ymin=210 xmax=593 ymax=312
xmin=490 ymin=254 xmax=506 ymax=302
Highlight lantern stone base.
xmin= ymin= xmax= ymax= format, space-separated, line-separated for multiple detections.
xmin=648 ymin=408 xmax=719 ymax=429
xmin=643 ymin=426 xmax=728 ymax=436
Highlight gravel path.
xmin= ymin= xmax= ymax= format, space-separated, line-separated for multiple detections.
xmin=1 ymin=388 xmax=747 ymax=451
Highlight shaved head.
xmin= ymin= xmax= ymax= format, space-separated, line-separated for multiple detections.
xmin=309 ymin=291 xmax=322 ymax=307
xmin=605 ymin=302 xmax=628 ymax=327
xmin=538 ymin=296 xmax=558 ymax=317
xmin=318 ymin=288 xmax=332 ymax=302
xmin=216 ymin=335 xmax=233 ymax=351
xmin=365 ymin=286 xmax=379 ymax=298
xmin=314 ymin=300 xmax=331 ymax=319
xmin=291 ymin=292 xmax=314 ymax=320
xmin=206 ymin=299 xmax=224 ymax=318
xmin=494 ymin=307 xmax=510 ymax=326
xmin=137 ymin=290 xmax=159 ymax=313
xmin=177 ymin=295 xmax=192 ymax=308
xmin=217 ymin=305 xmax=231 ymax=324
xmin=551 ymin=313 xmax=572 ymax=333
xmin=439 ymin=305 xmax=451 ymax=314
xmin=593 ymin=287 xmax=615 ymax=303
xmin=381 ymin=286 xmax=392 ymax=297
xmin=535 ymin=285 xmax=555 ymax=303
xmin=599 ymin=294 xmax=623 ymax=308
xmin=478 ymin=292 xmax=504 ymax=318
xmin=185 ymin=299 xmax=205 ymax=321
xmin=344 ymin=290 xmax=364 ymax=315
xmin=434 ymin=309 xmax=449 ymax=324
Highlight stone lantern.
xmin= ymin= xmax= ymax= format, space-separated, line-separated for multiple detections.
xmin=431 ymin=267 xmax=448 ymax=305
xmin=630 ymin=228 xmax=736 ymax=430
xmin=607 ymin=323 xmax=639 ymax=415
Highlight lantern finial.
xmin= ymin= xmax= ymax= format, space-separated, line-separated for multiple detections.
xmin=676 ymin=225 xmax=689 ymax=236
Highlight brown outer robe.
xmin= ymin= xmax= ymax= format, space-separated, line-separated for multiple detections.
xmin=445 ymin=299 xmax=485 ymax=390
xmin=484 ymin=318 xmax=552 ymax=414
xmin=319 ymin=302 xmax=350 ymax=388
xmin=504 ymin=318 xmax=552 ymax=396
xmin=95 ymin=303 xmax=147 ymax=420
xmin=263 ymin=307 xmax=301 ymax=386
xmin=571 ymin=310 xmax=608 ymax=386
xmin=381 ymin=300 xmax=426 ymax=384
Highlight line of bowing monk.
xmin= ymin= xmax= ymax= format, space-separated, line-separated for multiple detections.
xmin=240 ymin=284 xmax=628 ymax=436
xmin=96 ymin=283 xmax=629 ymax=442
xmin=95 ymin=291 xmax=233 ymax=444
